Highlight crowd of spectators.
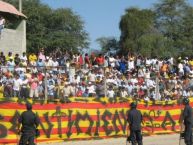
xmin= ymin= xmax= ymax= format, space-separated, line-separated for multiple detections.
xmin=0 ymin=48 xmax=193 ymax=101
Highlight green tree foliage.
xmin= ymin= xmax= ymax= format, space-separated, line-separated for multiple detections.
xmin=179 ymin=6 xmax=193 ymax=56
xmin=5 ymin=0 xmax=89 ymax=54
xmin=119 ymin=8 xmax=155 ymax=54
xmin=119 ymin=0 xmax=193 ymax=57
xmin=154 ymin=0 xmax=190 ymax=56
xmin=96 ymin=37 xmax=119 ymax=53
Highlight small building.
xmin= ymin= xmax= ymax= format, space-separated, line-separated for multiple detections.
xmin=0 ymin=0 xmax=26 ymax=55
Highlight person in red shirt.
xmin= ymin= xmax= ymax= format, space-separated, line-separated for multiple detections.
xmin=84 ymin=53 xmax=90 ymax=68
xmin=96 ymin=54 xmax=104 ymax=67
xmin=138 ymin=77 xmax=144 ymax=86
xmin=76 ymin=87 xmax=83 ymax=97
xmin=78 ymin=53 xmax=84 ymax=68
xmin=37 ymin=70 xmax=44 ymax=82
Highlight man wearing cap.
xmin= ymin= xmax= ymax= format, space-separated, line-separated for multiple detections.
xmin=127 ymin=102 xmax=143 ymax=145
xmin=18 ymin=103 xmax=40 ymax=145
xmin=181 ymin=98 xmax=193 ymax=145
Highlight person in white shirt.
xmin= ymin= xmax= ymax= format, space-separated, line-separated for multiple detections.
xmin=127 ymin=59 xmax=135 ymax=71
xmin=63 ymin=82 xmax=72 ymax=98
xmin=178 ymin=62 xmax=184 ymax=76
xmin=52 ymin=58 xmax=59 ymax=74
xmin=87 ymin=82 xmax=96 ymax=96
xmin=120 ymin=87 xmax=128 ymax=98
xmin=88 ymin=70 xmax=96 ymax=82
xmin=144 ymin=96 xmax=150 ymax=101
xmin=109 ymin=54 xmax=115 ymax=68
xmin=45 ymin=57 xmax=54 ymax=67
xmin=20 ymin=52 xmax=28 ymax=63
xmin=127 ymin=82 xmax=133 ymax=95
xmin=107 ymin=86 xmax=115 ymax=98
xmin=13 ymin=74 xmax=22 ymax=97
xmin=0 ymin=16 xmax=5 ymax=36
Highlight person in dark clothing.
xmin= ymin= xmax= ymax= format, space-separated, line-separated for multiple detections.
xmin=127 ymin=102 xmax=143 ymax=145
xmin=182 ymin=98 xmax=193 ymax=145
xmin=18 ymin=103 xmax=40 ymax=145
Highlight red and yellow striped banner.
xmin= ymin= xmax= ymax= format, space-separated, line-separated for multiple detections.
xmin=0 ymin=97 xmax=189 ymax=144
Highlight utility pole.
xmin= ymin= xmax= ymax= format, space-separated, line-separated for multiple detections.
xmin=19 ymin=0 xmax=22 ymax=12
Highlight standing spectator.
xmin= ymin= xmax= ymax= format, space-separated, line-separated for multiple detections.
xmin=109 ymin=54 xmax=115 ymax=68
xmin=13 ymin=74 xmax=22 ymax=98
xmin=36 ymin=59 xmax=45 ymax=72
xmin=119 ymin=58 xmax=126 ymax=74
xmin=84 ymin=53 xmax=90 ymax=69
xmin=0 ymin=16 xmax=5 ymax=37
xmin=48 ymin=80 xmax=55 ymax=100
xmin=52 ymin=57 xmax=59 ymax=74
xmin=127 ymin=57 xmax=135 ymax=72
xmin=20 ymin=75 xmax=29 ymax=99
xmin=96 ymin=54 xmax=104 ymax=67
xmin=95 ymin=81 xmax=105 ymax=97
xmin=29 ymin=74 xmax=39 ymax=98
xmin=78 ymin=53 xmax=84 ymax=69
xmin=3 ymin=73 xmax=13 ymax=98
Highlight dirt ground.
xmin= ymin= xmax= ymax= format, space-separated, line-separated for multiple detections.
xmin=39 ymin=134 xmax=185 ymax=145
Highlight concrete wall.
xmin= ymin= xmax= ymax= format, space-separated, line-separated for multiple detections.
xmin=0 ymin=20 xmax=26 ymax=55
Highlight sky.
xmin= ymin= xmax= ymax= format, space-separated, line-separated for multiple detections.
xmin=41 ymin=0 xmax=193 ymax=51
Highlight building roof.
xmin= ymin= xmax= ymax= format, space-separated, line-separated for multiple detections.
xmin=0 ymin=1 xmax=26 ymax=18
